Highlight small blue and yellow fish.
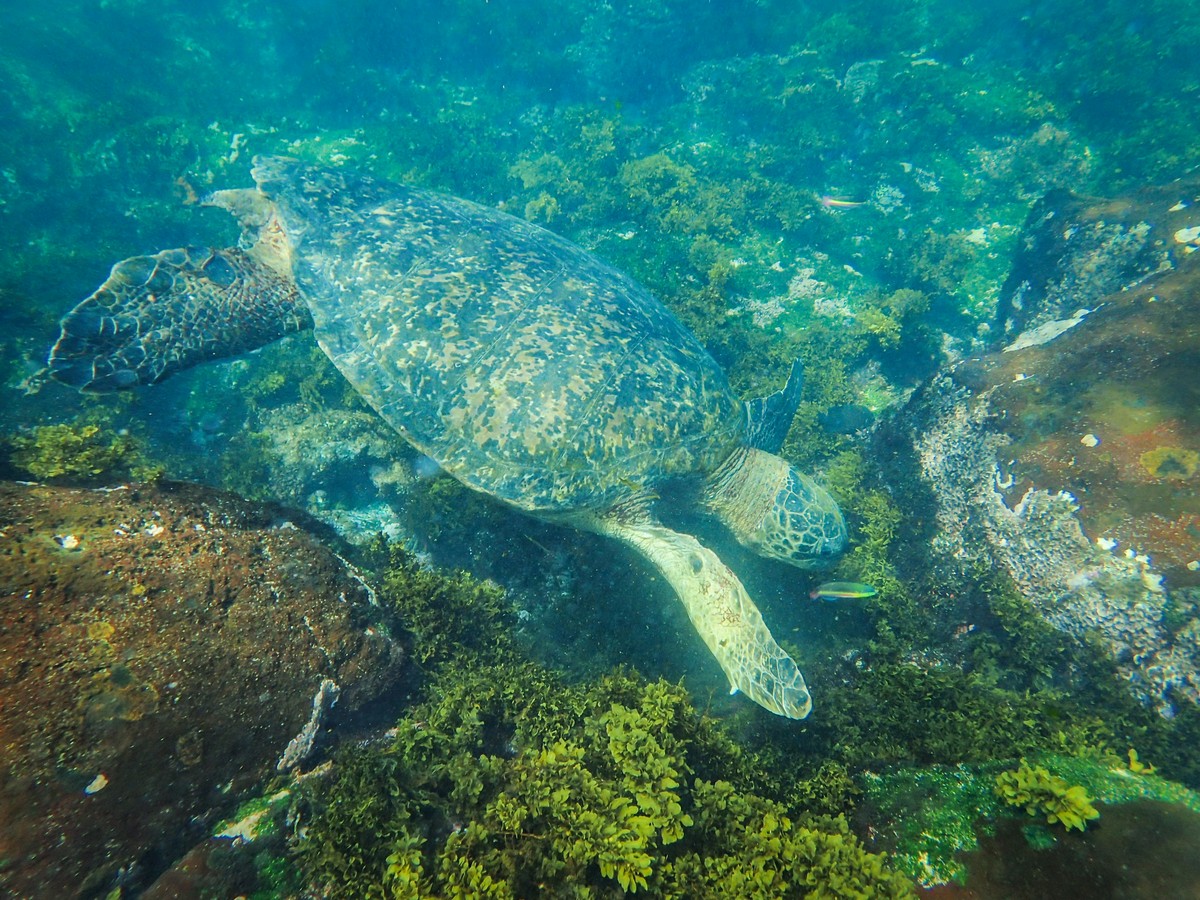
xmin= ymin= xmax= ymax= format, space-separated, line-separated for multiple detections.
xmin=810 ymin=581 xmax=877 ymax=601
xmin=819 ymin=195 xmax=868 ymax=209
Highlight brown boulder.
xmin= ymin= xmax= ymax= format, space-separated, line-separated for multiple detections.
xmin=968 ymin=179 xmax=1200 ymax=582
xmin=0 ymin=480 xmax=405 ymax=897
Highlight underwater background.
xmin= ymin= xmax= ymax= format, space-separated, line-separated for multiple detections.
xmin=2 ymin=0 xmax=1200 ymax=896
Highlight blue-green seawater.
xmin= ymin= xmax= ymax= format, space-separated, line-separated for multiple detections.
xmin=2 ymin=1 xmax=1199 ymax=896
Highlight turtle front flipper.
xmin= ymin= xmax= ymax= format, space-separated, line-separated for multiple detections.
xmin=48 ymin=247 xmax=311 ymax=392
xmin=594 ymin=509 xmax=813 ymax=719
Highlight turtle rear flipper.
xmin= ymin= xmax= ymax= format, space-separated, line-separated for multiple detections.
xmin=48 ymin=247 xmax=310 ymax=392
xmin=595 ymin=508 xmax=813 ymax=719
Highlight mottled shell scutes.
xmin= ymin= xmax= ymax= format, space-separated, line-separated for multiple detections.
xmin=252 ymin=156 xmax=744 ymax=513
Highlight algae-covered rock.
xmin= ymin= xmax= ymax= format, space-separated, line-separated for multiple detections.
xmin=864 ymin=753 xmax=1200 ymax=893
xmin=880 ymin=178 xmax=1200 ymax=713
xmin=0 ymin=480 xmax=405 ymax=898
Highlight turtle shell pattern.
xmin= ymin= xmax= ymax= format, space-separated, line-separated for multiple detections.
xmin=253 ymin=158 xmax=744 ymax=514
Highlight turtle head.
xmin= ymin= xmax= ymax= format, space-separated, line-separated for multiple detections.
xmin=704 ymin=447 xmax=847 ymax=568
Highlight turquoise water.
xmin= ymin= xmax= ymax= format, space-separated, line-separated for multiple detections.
xmin=2 ymin=1 xmax=1199 ymax=896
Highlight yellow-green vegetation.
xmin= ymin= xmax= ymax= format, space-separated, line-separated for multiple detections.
xmin=665 ymin=781 xmax=907 ymax=899
xmin=453 ymin=693 xmax=693 ymax=894
xmin=234 ymin=344 xmax=345 ymax=410
xmin=507 ymin=109 xmax=628 ymax=229
xmin=299 ymin=669 xmax=912 ymax=899
xmin=244 ymin=369 xmax=288 ymax=402
xmin=400 ymin=471 xmax=511 ymax=550
xmin=812 ymin=662 xmax=1057 ymax=768
xmin=1139 ymin=445 xmax=1199 ymax=480
xmin=866 ymin=751 xmax=1200 ymax=887
xmin=214 ymin=430 xmax=278 ymax=502
xmin=1127 ymin=748 xmax=1155 ymax=775
xmin=376 ymin=540 xmax=517 ymax=667
xmin=856 ymin=289 xmax=932 ymax=351
xmin=8 ymin=423 xmax=148 ymax=481
xmin=810 ymin=447 xmax=917 ymax=632
xmin=994 ymin=759 xmax=1099 ymax=831
xmin=295 ymin=547 xmax=914 ymax=898
xmin=842 ymin=489 xmax=903 ymax=590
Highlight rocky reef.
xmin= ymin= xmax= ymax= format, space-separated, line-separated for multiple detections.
xmin=883 ymin=179 xmax=1200 ymax=715
xmin=0 ymin=480 xmax=405 ymax=897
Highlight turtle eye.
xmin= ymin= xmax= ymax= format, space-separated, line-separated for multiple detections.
xmin=689 ymin=553 xmax=704 ymax=574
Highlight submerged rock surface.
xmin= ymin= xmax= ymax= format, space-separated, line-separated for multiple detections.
xmin=0 ymin=480 xmax=404 ymax=897
xmin=885 ymin=179 xmax=1200 ymax=714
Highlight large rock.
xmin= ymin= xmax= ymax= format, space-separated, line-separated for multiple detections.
xmin=995 ymin=182 xmax=1191 ymax=338
xmin=883 ymin=179 xmax=1200 ymax=714
xmin=0 ymin=480 xmax=405 ymax=897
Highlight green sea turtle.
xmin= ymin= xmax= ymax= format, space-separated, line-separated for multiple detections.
xmin=47 ymin=157 xmax=846 ymax=718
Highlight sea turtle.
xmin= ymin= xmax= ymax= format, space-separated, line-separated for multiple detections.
xmin=47 ymin=157 xmax=846 ymax=718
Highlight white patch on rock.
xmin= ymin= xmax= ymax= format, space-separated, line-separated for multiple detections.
xmin=276 ymin=678 xmax=340 ymax=772
xmin=910 ymin=374 xmax=1198 ymax=716
xmin=1003 ymin=308 xmax=1090 ymax=352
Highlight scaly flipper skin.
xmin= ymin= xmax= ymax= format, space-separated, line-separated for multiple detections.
xmin=48 ymin=247 xmax=310 ymax=392
xmin=594 ymin=510 xmax=813 ymax=719
xmin=705 ymin=447 xmax=847 ymax=568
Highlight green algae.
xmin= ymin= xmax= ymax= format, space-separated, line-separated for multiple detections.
xmin=9 ymin=423 xmax=137 ymax=480
xmin=994 ymin=760 xmax=1100 ymax=831
xmin=299 ymin=668 xmax=914 ymax=898
xmin=294 ymin=547 xmax=915 ymax=898
xmin=864 ymin=753 xmax=1200 ymax=888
